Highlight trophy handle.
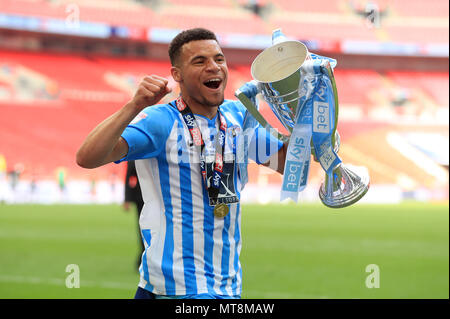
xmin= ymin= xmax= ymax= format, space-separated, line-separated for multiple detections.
xmin=324 ymin=63 xmax=339 ymax=146
xmin=311 ymin=64 xmax=340 ymax=161
xmin=318 ymin=64 xmax=370 ymax=208
xmin=235 ymin=88 xmax=290 ymax=144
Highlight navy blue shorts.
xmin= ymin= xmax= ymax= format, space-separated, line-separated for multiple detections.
xmin=134 ymin=287 xmax=156 ymax=299
xmin=134 ymin=287 xmax=240 ymax=299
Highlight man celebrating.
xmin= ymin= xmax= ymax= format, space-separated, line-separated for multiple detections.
xmin=77 ymin=28 xmax=286 ymax=299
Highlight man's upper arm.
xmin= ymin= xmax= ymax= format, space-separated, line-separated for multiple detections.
xmin=114 ymin=105 xmax=173 ymax=164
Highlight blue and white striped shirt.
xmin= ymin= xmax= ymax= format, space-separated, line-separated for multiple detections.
xmin=116 ymin=99 xmax=282 ymax=297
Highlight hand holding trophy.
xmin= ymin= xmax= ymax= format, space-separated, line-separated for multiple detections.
xmin=236 ymin=29 xmax=370 ymax=208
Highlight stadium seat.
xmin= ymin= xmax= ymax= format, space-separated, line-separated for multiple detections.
xmin=0 ymin=48 xmax=448 ymax=188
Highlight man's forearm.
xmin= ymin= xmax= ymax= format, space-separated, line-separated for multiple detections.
xmin=76 ymin=101 xmax=140 ymax=169
xmin=76 ymin=75 xmax=171 ymax=169
xmin=263 ymin=142 xmax=287 ymax=174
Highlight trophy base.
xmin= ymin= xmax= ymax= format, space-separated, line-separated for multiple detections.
xmin=319 ymin=164 xmax=370 ymax=208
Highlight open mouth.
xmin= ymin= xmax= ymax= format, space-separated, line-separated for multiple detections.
xmin=203 ymin=78 xmax=222 ymax=89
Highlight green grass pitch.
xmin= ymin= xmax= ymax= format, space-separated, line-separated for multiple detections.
xmin=0 ymin=203 xmax=448 ymax=299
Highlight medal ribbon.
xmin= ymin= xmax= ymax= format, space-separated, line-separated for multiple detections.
xmin=175 ymin=96 xmax=227 ymax=205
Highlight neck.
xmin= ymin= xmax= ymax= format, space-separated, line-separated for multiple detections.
xmin=182 ymin=95 xmax=218 ymax=120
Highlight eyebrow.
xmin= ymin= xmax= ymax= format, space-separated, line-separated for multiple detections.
xmin=190 ymin=53 xmax=225 ymax=63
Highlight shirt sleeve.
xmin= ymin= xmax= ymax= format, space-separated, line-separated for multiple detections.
xmin=114 ymin=105 xmax=173 ymax=163
xmin=230 ymin=99 xmax=283 ymax=165
xmin=248 ymin=125 xmax=284 ymax=164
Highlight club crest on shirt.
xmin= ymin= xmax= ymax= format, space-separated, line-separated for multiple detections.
xmin=130 ymin=112 xmax=147 ymax=125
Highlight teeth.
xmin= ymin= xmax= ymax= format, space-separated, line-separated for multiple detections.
xmin=204 ymin=78 xmax=221 ymax=89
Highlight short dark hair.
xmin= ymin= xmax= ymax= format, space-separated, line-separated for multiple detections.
xmin=168 ymin=28 xmax=218 ymax=66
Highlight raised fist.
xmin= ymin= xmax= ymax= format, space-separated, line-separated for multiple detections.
xmin=131 ymin=75 xmax=172 ymax=110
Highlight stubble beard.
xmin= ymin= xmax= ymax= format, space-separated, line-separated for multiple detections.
xmin=192 ymin=92 xmax=224 ymax=108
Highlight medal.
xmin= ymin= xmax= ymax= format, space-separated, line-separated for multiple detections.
xmin=213 ymin=203 xmax=229 ymax=218
xmin=174 ymin=97 xmax=238 ymax=216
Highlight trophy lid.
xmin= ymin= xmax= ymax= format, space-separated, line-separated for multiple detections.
xmin=251 ymin=41 xmax=309 ymax=83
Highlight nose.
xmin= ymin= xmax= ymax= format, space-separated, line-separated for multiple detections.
xmin=205 ymin=59 xmax=220 ymax=72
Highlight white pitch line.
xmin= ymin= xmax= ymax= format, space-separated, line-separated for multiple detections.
xmin=0 ymin=275 xmax=137 ymax=290
xmin=0 ymin=275 xmax=330 ymax=298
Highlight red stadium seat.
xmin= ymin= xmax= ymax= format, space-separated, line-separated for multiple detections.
xmin=0 ymin=49 xmax=448 ymax=187
xmin=391 ymin=0 xmax=449 ymax=17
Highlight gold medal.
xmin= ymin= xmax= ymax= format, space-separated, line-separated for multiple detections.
xmin=213 ymin=203 xmax=229 ymax=218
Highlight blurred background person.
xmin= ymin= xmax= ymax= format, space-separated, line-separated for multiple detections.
xmin=0 ymin=154 xmax=6 ymax=180
xmin=0 ymin=154 xmax=8 ymax=203
xmin=123 ymin=160 xmax=144 ymax=270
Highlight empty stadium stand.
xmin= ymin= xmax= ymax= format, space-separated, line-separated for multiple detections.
xmin=0 ymin=50 xmax=447 ymax=196
xmin=0 ymin=0 xmax=448 ymax=45
xmin=0 ymin=0 xmax=448 ymax=202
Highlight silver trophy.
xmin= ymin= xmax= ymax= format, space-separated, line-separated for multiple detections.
xmin=235 ymin=32 xmax=369 ymax=208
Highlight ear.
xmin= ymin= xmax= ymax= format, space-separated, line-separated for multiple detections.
xmin=171 ymin=66 xmax=182 ymax=83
